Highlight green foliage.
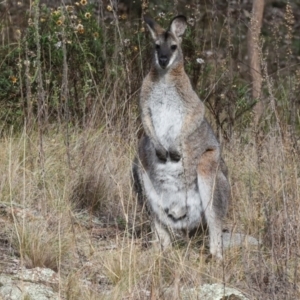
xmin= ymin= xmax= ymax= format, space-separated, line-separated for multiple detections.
xmin=0 ymin=46 xmax=23 ymax=127
xmin=0 ymin=2 xmax=145 ymax=129
xmin=1 ymin=1 xmax=300 ymax=136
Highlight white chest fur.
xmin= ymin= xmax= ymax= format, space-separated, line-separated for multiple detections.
xmin=149 ymin=82 xmax=184 ymax=149
xmin=143 ymin=81 xmax=202 ymax=230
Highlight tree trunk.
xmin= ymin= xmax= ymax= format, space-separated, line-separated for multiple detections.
xmin=248 ymin=0 xmax=265 ymax=127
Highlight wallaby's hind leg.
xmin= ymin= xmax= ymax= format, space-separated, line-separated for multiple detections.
xmin=197 ymin=149 xmax=225 ymax=259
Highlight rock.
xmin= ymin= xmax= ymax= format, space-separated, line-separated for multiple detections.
xmin=0 ymin=267 xmax=59 ymax=300
xmin=15 ymin=267 xmax=59 ymax=285
xmin=181 ymin=283 xmax=249 ymax=300
xmin=222 ymin=233 xmax=259 ymax=249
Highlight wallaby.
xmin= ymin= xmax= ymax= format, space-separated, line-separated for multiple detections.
xmin=133 ymin=15 xmax=230 ymax=259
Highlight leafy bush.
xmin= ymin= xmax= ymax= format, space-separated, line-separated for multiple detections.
xmin=1 ymin=0 xmax=300 ymax=137
xmin=0 ymin=1 xmax=146 ymax=130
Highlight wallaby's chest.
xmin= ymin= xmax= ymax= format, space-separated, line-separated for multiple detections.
xmin=148 ymin=82 xmax=184 ymax=148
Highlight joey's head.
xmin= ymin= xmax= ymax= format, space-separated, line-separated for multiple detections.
xmin=144 ymin=15 xmax=187 ymax=71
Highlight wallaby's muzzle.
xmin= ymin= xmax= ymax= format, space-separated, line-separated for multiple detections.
xmin=158 ymin=56 xmax=169 ymax=68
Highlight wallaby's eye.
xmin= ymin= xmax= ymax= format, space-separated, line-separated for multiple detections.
xmin=155 ymin=44 xmax=160 ymax=50
xmin=171 ymin=45 xmax=177 ymax=51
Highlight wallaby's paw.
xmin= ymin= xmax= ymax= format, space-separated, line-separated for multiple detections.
xmin=168 ymin=144 xmax=181 ymax=162
xmin=169 ymin=150 xmax=181 ymax=162
xmin=155 ymin=148 xmax=168 ymax=162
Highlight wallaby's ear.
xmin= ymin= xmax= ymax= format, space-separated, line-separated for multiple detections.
xmin=144 ymin=16 xmax=163 ymax=40
xmin=169 ymin=15 xmax=187 ymax=38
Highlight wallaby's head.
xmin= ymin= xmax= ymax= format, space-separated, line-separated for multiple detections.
xmin=144 ymin=15 xmax=187 ymax=70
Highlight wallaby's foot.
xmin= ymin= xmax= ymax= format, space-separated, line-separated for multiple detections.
xmin=209 ymin=228 xmax=223 ymax=260
xmin=152 ymin=219 xmax=172 ymax=250
xmin=209 ymin=247 xmax=223 ymax=260
xmin=205 ymin=240 xmax=223 ymax=262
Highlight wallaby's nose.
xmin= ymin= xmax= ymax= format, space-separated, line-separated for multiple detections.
xmin=159 ymin=56 xmax=168 ymax=68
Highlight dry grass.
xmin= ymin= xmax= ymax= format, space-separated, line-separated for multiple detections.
xmin=0 ymin=123 xmax=299 ymax=299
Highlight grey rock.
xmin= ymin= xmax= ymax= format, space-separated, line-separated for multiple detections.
xmin=15 ymin=267 xmax=58 ymax=285
xmin=0 ymin=268 xmax=59 ymax=300
xmin=0 ymin=277 xmax=23 ymax=300
xmin=181 ymin=283 xmax=249 ymax=300
xmin=222 ymin=232 xmax=259 ymax=249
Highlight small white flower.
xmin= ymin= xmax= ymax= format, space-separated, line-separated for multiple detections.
xmin=205 ymin=50 xmax=213 ymax=57
xmin=158 ymin=12 xmax=165 ymax=18
xmin=124 ymin=39 xmax=130 ymax=46
xmin=16 ymin=59 xmax=22 ymax=68
xmin=55 ymin=41 xmax=62 ymax=49
xmin=187 ymin=17 xmax=195 ymax=26
xmin=196 ymin=58 xmax=204 ymax=64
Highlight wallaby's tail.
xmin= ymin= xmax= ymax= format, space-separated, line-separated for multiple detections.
xmin=132 ymin=156 xmax=144 ymax=205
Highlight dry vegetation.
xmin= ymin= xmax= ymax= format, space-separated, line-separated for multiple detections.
xmin=1 ymin=0 xmax=300 ymax=299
